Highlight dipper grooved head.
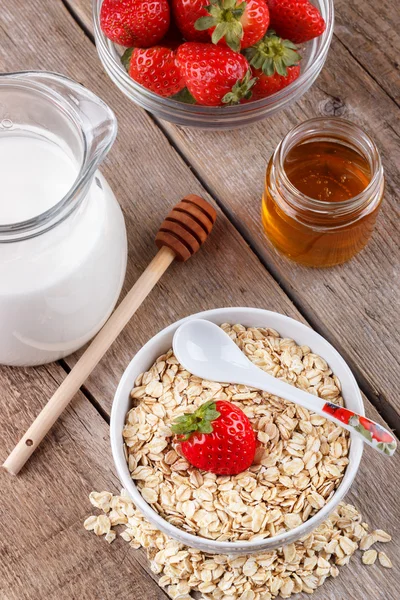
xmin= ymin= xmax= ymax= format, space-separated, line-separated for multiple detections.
xmin=155 ymin=195 xmax=217 ymax=261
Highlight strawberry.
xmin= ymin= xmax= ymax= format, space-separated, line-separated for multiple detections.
xmin=244 ymin=30 xmax=301 ymax=99
xmin=267 ymin=0 xmax=326 ymax=44
xmin=176 ymin=42 xmax=256 ymax=106
xmin=123 ymin=47 xmax=185 ymax=97
xmin=160 ymin=17 xmax=186 ymax=49
xmin=195 ymin=0 xmax=270 ymax=52
xmin=100 ymin=0 xmax=170 ymax=47
xmin=249 ymin=65 xmax=300 ymax=99
xmin=245 ymin=31 xmax=301 ymax=76
xmin=172 ymin=0 xmax=211 ymax=42
xmin=171 ymin=400 xmax=256 ymax=475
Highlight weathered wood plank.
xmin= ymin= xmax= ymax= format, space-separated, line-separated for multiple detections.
xmin=0 ymin=364 xmax=167 ymax=600
xmin=334 ymin=0 xmax=400 ymax=105
xmin=1 ymin=364 xmax=398 ymax=599
xmin=61 ymin=0 xmax=400 ymax=432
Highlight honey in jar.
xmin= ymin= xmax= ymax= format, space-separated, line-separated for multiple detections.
xmin=262 ymin=118 xmax=384 ymax=267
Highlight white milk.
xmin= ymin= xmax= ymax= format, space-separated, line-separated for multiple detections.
xmin=0 ymin=133 xmax=78 ymax=224
xmin=0 ymin=131 xmax=127 ymax=366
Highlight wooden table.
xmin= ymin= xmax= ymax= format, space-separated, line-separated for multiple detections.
xmin=0 ymin=1 xmax=399 ymax=598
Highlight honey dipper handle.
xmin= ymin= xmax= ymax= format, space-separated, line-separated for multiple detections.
xmin=3 ymin=246 xmax=176 ymax=476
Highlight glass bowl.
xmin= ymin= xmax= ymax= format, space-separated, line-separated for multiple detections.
xmin=93 ymin=0 xmax=334 ymax=129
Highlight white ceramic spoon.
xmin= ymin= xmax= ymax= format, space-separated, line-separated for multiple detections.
xmin=173 ymin=319 xmax=396 ymax=457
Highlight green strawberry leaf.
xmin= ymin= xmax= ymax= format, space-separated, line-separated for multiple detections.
xmin=222 ymin=69 xmax=257 ymax=105
xmin=222 ymin=22 xmax=243 ymax=53
xmin=224 ymin=0 xmax=239 ymax=9
xmin=195 ymin=16 xmax=218 ymax=31
xmin=121 ymin=48 xmax=134 ymax=71
xmin=170 ymin=88 xmax=197 ymax=104
xmin=244 ymin=31 xmax=301 ymax=77
xmin=171 ymin=401 xmax=221 ymax=439
xmin=195 ymin=0 xmax=247 ymax=52
xmin=212 ymin=22 xmax=230 ymax=45
xmin=198 ymin=421 xmax=214 ymax=434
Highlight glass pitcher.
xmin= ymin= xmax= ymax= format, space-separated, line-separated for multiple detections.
xmin=0 ymin=71 xmax=128 ymax=366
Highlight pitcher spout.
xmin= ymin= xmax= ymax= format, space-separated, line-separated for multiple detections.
xmin=9 ymin=71 xmax=117 ymax=179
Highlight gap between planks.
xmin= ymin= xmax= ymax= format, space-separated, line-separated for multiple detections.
xmin=57 ymin=0 xmax=399 ymax=435
xmin=61 ymin=0 xmax=94 ymax=43
xmin=58 ymin=359 xmax=111 ymax=424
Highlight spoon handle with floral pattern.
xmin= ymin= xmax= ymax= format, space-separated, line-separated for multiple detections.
xmin=322 ymin=403 xmax=396 ymax=456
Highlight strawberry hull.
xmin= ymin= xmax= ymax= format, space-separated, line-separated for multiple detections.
xmin=195 ymin=0 xmax=270 ymax=52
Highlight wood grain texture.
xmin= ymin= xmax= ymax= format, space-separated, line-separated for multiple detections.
xmin=0 ymin=364 xmax=167 ymax=600
xmin=61 ymin=0 xmax=400 ymax=433
xmin=334 ymin=0 xmax=400 ymax=106
xmin=2 ymin=247 xmax=176 ymax=475
xmin=0 ymin=0 xmax=301 ymax=408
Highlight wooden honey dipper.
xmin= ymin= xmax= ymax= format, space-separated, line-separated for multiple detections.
xmin=3 ymin=195 xmax=217 ymax=475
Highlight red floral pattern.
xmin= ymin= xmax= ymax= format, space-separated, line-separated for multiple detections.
xmin=322 ymin=402 xmax=396 ymax=456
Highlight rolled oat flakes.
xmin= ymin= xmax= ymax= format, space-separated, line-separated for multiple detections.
xmin=124 ymin=324 xmax=350 ymax=543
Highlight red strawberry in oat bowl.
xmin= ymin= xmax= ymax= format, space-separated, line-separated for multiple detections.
xmin=123 ymin=46 xmax=185 ymax=97
xmin=100 ymin=0 xmax=170 ymax=47
xmin=172 ymin=400 xmax=256 ymax=475
xmin=195 ymin=0 xmax=270 ymax=52
xmin=176 ymin=42 xmax=256 ymax=106
xmin=267 ymin=0 xmax=326 ymax=44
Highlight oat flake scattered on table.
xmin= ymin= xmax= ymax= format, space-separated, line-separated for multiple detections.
xmin=84 ymin=491 xmax=393 ymax=599
xmin=123 ymin=323 xmax=350 ymax=542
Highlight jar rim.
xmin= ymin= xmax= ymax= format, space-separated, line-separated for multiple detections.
xmin=276 ymin=117 xmax=383 ymax=215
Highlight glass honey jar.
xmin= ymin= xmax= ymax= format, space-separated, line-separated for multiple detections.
xmin=262 ymin=118 xmax=384 ymax=267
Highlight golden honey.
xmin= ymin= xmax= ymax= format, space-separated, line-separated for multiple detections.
xmin=262 ymin=119 xmax=384 ymax=267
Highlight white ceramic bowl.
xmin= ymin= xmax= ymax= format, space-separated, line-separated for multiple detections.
xmin=111 ymin=307 xmax=364 ymax=554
